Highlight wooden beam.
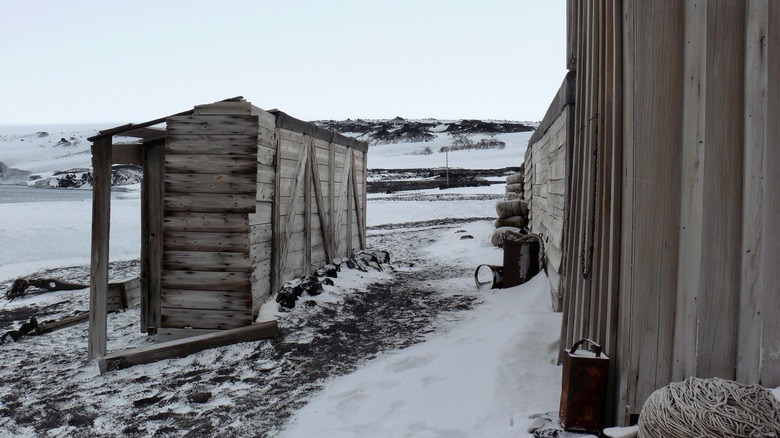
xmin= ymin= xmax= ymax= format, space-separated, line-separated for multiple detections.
xmin=351 ymin=153 xmax=366 ymax=249
xmin=98 ymin=320 xmax=280 ymax=374
xmin=89 ymin=136 xmax=112 ymax=360
xmin=38 ymin=312 xmax=90 ymax=335
xmin=333 ymin=148 xmax=353 ymax=256
xmin=146 ymin=142 xmax=164 ymax=332
xmin=309 ymin=141 xmax=334 ymax=261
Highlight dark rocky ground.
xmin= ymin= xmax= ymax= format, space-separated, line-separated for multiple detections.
xmin=0 ymin=219 xmax=486 ymax=437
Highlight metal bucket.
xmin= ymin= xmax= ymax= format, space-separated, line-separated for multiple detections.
xmin=474 ymin=264 xmax=503 ymax=289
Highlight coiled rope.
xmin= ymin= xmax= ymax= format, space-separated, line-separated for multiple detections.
xmin=638 ymin=377 xmax=780 ymax=438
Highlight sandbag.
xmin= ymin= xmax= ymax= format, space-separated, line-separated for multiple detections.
xmin=495 ymin=199 xmax=529 ymax=219
xmin=505 ymin=172 xmax=524 ymax=185
xmin=491 ymin=226 xmax=523 ymax=247
xmin=495 ymin=216 xmax=528 ymax=229
xmin=505 ymin=183 xmax=523 ymax=194
xmin=505 ymin=192 xmax=522 ymax=200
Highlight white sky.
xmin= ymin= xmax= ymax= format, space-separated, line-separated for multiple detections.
xmin=1 ymin=1 xmax=567 ymax=124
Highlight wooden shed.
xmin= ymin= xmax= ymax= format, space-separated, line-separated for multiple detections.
xmin=526 ymin=0 xmax=780 ymax=426
xmin=86 ymin=98 xmax=368 ymax=358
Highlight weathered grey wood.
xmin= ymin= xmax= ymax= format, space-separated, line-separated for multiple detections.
xmin=89 ymin=136 xmax=112 ymax=360
xmin=351 ymin=153 xmax=366 ymax=249
xmin=738 ymin=0 xmax=769 ymax=385
xmin=161 ymin=307 xmax=253 ymax=330
xmin=164 ymin=231 xmax=249 ymax=252
xmin=761 ymin=0 xmax=780 ymax=388
xmin=166 ymin=115 xmax=259 ymax=136
xmin=162 ymin=251 xmax=251 ymax=272
xmin=164 ymin=212 xmax=249 ymax=233
xmin=304 ymin=146 xmax=312 ymax=273
xmin=38 ymin=312 xmax=90 ymax=334
xmin=111 ymin=143 xmax=143 ymax=165
xmin=156 ymin=328 xmax=219 ymax=343
xmin=309 ymin=140 xmax=334 ymax=261
xmin=164 ymin=192 xmax=256 ymax=213
xmin=277 ymin=135 xmax=310 ymax=284
xmin=165 ymin=154 xmax=257 ymax=174
xmin=161 ymin=288 xmax=252 ymax=311
xmin=333 ymin=148 xmax=353 ymax=256
xmin=193 ymin=101 xmax=253 ymax=116
xmin=166 ymin=134 xmax=257 ymax=155
xmin=146 ymin=142 xmax=164 ymax=333
xmin=165 ymin=173 xmax=257 ymax=194
xmin=161 ymin=270 xmax=251 ymax=292
xmin=271 ymin=129 xmax=283 ymax=295
xmin=98 ymin=320 xmax=279 ymax=373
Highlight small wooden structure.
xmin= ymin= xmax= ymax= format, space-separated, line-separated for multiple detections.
xmin=527 ymin=0 xmax=780 ymax=426
xmin=87 ymin=98 xmax=368 ymax=358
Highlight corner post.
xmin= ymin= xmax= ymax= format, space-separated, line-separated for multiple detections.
xmin=89 ymin=136 xmax=112 ymax=359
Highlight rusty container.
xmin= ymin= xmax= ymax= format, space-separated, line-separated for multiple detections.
xmin=559 ymin=339 xmax=609 ymax=433
xmin=502 ymin=234 xmax=540 ymax=288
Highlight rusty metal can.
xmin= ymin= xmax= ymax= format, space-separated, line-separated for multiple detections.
xmin=560 ymin=339 xmax=609 ymax=433
xmin=502 ymin=233 xmax=540 ymax=287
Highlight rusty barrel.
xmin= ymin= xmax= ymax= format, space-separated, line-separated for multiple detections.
xmin=560 ymin=339 xmax=609 ymax=433
xmin=502 ymin=233 xmax=540 ymax=288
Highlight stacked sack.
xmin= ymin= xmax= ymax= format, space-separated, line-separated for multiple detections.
xmin=491 ymin=198 xmax=529 ymax=247
xmin=505 ymin=172 xmax=524 ymax=200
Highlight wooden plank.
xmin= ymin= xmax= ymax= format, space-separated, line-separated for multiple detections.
xmin=146 ymin=142 xmax=164 ymax=333
xmin=249 ymin=223 xmax=273 ymax=245
xmin=332 ymin=148 xmax=352 ymax=256
xmin=89 ymin=136 xmax=112 ymax=360
xmin=166 ymin=134 xmax=257 ymax=155
xmin=165 ymin=172 xmax=257 ymax=194
xmin=38 ymin=312 xmax=90 ymax=334
xmin=271 ymin=129 xmax=283 ymax=295
xmin=193 ymin=101 xmax=253 ymax=116
xmin=164 ymin=192 xmax=256 ymax=213
xmin=304 ymin=147 xmax=312 ymax=273
xmin=760 ymin=0 xmax=780 ymax=388
xmin=165 ymin=154 xmax=257 ymax=174
xmin=249 ymin=203 xmax=273 ymax=226
xmin=164 ymin=212 xmax=249 ymax=233
xmin=111 ymin=143 xmax=143 ymax=165
xmin=161 ymin=270 xmax=251 ymax=291
xmin=161 ymin=288 xmax=251 ymax=311
xmin=156 ymin=328 xmax=219 ymax=343
xmin=277 ymin=135 xmax=310 ymax=282
xmin=161 ymin=307 xmax=253 ymax=330
xmin=164 ymin=231 xmax=249 ymax=252
xmin=738 ymin=0 xmax=769 ymax=385
xmin=162 ymin=250 xmax=251 ymax=272
xmin=166 ymin=115 xmax=259 ymax=136
xmin=98 ymin=320 xmax=280 ymax=373
xmin=350 ymin=153 xmax=366 ymax=249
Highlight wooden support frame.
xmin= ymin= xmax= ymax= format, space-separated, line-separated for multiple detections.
xmin=89 ymin=136 xmax=113 ymax=360
xmin=309 ymin=141 xmax=334 ymax=261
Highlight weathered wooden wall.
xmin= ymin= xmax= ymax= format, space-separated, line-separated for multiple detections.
xmin=161 ymin=110 xmax=260 ymax=332
xmin=524 ymin=72 xmax=575 ymax=311
xmin=268 ymin=112 xmax=367 ymax=295
xmin=556 ymin=0 xmax=780 ymax=425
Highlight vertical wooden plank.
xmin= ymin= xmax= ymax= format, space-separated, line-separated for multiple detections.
xmin=333 ymin=148 xmax=353 ymax=256
xmin=351 ymin=153 xmax=366 ymax=249
xmin=304 ymin=144 xmax=312 ymax=274
xmin=309 ymin=141 xmax=334 ymax=261
xmin=697 ymin=0 xmax=745 ymax=380
xmin=329 ymin=142 xmax=336 ymax=259
xmin=362 ymin=151 xmax=368 ymax=248
xmin=278 ymin=135 xmax=309 ymax=281
xmin=272 ymin=129 xmax=283 ymax=294
xmin=760 ymin=0 xmax=780 ymax=388
xmin=738 ymin=0 xmax=768 ymax=385
xmin=141 ymin=141 xmax=165 ymax=333
xmin=617 ymin=0 xmax=637 ymax=425
xmin=346 ymin=158 xmax=353 ymax=256
xmin=89 ymin=137 xmax=112 ymax=360
xmin=628 ymin=0 xmax=684 ymax=414
xmin=673 ymin=0 xmax=707 ymax=382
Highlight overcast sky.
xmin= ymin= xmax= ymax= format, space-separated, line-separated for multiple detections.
xmin=1 ymin=1 xmax=566 ymax=125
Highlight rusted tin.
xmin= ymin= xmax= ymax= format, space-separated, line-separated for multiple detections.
xmin=502 ymin=233 xmax=540 ymax=288
xmin=474 ymin=264 xmax=503 ymax=289
xmin=560 ymin=339 xmax=609 ymax=433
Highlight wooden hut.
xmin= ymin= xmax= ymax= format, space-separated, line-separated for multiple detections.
xmin=526 ymin=0 xmax=780 ymax=426
xmin=87 ymin=98 xmax=368 ymax=358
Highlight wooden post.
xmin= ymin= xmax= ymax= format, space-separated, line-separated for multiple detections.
xmin=309 ymin=141 xmax=334 ymax=261
xmin=304 ymin=139 xmax=312 ymax=274
xmin=89 ymin=136 xmax=113 ymax=360
xmin=351 ymin=153 xmax=366 ymax=249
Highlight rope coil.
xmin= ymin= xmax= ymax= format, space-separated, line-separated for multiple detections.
xmin=639 ymin=377 xmax=780 ymax=438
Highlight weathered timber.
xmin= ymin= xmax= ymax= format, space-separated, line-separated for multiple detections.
xmin=166 ymin=135 xmax=257 ymax=155
xmin=89 ymin=136 xmax=112 ymax=360
xmin=98 ymin=320 xmax=280 ymax=374
xmin=166 ymin=115 xmax=260 ymax=136
xmin=163 ymin=212 xmax=250 ymax=233
xmin=165 ymin=154 xmax=257 ymax=174
xmin=161 ymin=307 xmax=253 ymax=330
xmin=163 ymin=231 xmax=249 ymax=252
xmin=161 ymin=270 xmax=251 ymax=292
xmin=165 ymin=173 xmax=257 ymax=194
xmin=162 ymin=251 xmax=251 ymax=272
xmin=161 ymin=288 xmax=252 ymax=311
xmin=164 ymin=192 xmax=257 ymax=213
xmin=37 ymin=312 xmax=90 ymax=334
